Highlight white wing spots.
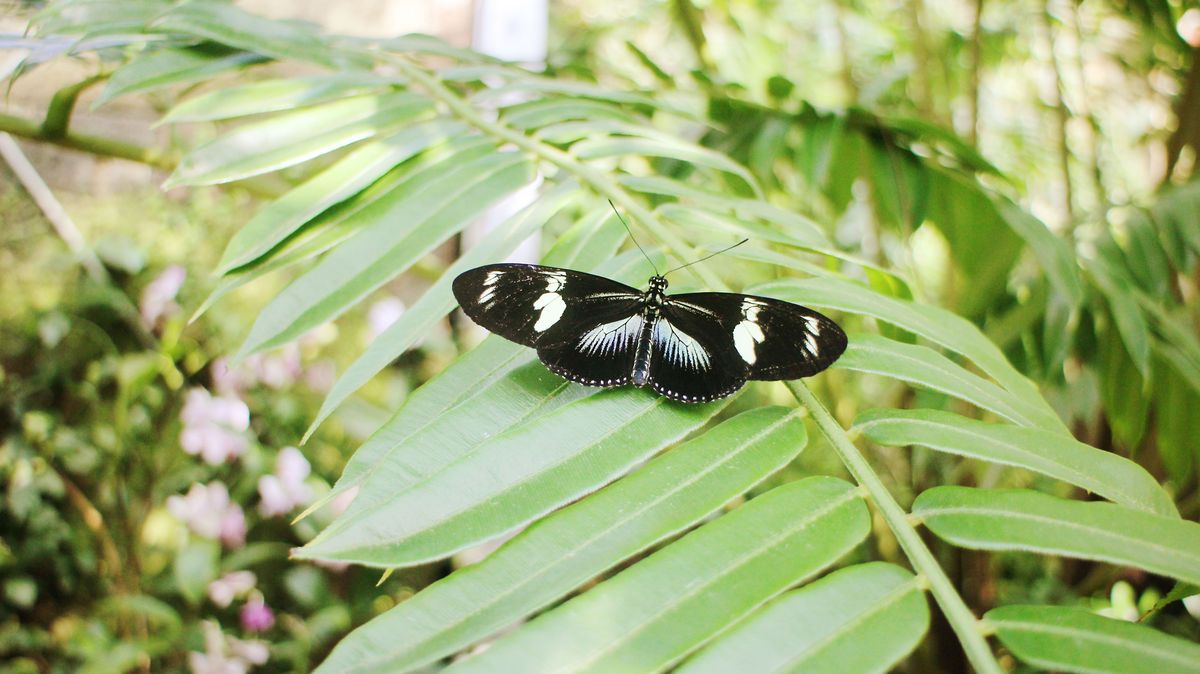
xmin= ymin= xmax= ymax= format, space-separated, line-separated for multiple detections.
xmin=478 ymin=270 xmax=505 ymax=304
xmin=545 ymin=271 xmax=566 ymax=292
xmin=653 ymin=319 xmax=711 ymax=371
xmin=734 ymin=298 xmax=767 ymax=364
xmin=805 ymin=332 xmax=820 ymax=355
xmin=533 ymin=292 xmax=566 ymax=332
xmin=578 ymin=315 xmax=642 ymax=356
xmin=804 ymin=315 xmax=822 ymax=335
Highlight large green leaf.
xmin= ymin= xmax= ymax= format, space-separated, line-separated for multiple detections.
xmin=855 ymin=409 xmax=1176 ymax=516
xmin=915 ymin=487 xmax=1200 ymax=585
xmin=303 ymin=185 xmax=585 ymax=437
xmin=162 ymin=73 xmax=392 ymax=123
xmin=445 ymin=477 xmax=870 ymax=674
xmin=192 ymin=137 xmax=495 ymax=319
xmin=95 ymin=46 xmax=265 ymax=107
xmin=573 ymin=136 xmax=762 ymax=197
xmin=838 ymin=334 xmax=1055 ymax=430
xmin=215 ymin=119 xmax=468 ymax=274
xmin=166 ymin=91 xmax=432 ymax=187
xmin=309 ymin=242 xmax=646 ymax=518
xmin=987 ymin=605 xmax=1200 ymax=674
xmin=314 ymin=407 xmax=807 ymax=674
xmin=677 ymin=563 xmax=928 ymax=674
xmin=31 ymin=0 xmax=167 ymax=36
xmin=995 ymin=200 xmax=1084 ymax=307
xmin=298 ymin=388 xmax=730 ymax=566
xmin=235 ymin=152 xmax=533 ymax=357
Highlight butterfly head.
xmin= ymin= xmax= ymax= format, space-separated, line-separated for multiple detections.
xmin=648 ymin=275 xmax=669 ymax=293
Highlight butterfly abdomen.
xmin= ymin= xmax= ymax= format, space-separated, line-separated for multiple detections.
xmin=631 ymin=309 xmax=658 ymax=387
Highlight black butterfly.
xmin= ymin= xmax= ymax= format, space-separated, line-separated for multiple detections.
xmin=451 ymin=261 xmax=847 ymax=403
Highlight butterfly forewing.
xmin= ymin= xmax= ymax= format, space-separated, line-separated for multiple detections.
xmin=663 ymin=292 xmax=847 ymax=381
xmin=452 ymin=263 xmax=643 ymax=347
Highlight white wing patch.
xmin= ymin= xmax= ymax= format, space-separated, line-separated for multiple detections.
xmin=477 ymin=270 xmax=504 ymax=304
xmin=733 ymin=299 xmax=766 ymax=364
xmin=578 ymin=315 xmax=643 ymax=356
xmin=653 ymin=319 xmax=711 ymax=371
xmin=532 ymin=271 xmax=569 ymax=332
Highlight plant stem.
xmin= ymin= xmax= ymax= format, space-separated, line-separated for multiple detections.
xmin=0 ymin=111 xmax=176 ymax=170
xmin=787 ymin=380 xmax=1003 ymax=674
xmin=395 ymin=54 xmax=1004 ymax=674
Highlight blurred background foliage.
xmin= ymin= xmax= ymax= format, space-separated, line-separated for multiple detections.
xmin=0 ymin=0 xmax=1198 ymax=672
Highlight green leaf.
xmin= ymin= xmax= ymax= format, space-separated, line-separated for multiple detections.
xmin=308 ymin=239 xmax=644 ymax=519
xmin=303 ymin=184 xmax=583 ymax=438
xmin=166 ymin=91 xmax=431 ymax=187
xmin=95 ymin=46 xmax=266 ymax=108
xmin=915 ymin=487 xmax=1200 ymax=585
xmin=995 ymin=200 xmax=1085 ymax=307
xmin=502 ymin=98 xmax=640 ymax=130
xmin=215 ymin=119 xmax=467 ymax=273
xmin=162 ymin=73 xmax=394 ymax=123
xmin=677 ymin=563 xmax=928 ymax=674
xmin=298 ymin=389 xmax=730 ymax=566
xmin=235 ymin=152 xmax=533 ymax=357
xmin=1154 ymin=355 xmax=1199 ymax=484
xmin=987 ymin=605 xmax=1200 ymax=674
xmin=31 ymin=0 xmax=167 ymax=36
xmin=192 ymin=136 xmax=495 ymax=320
xmin=314 ymin=407 xmax=807 ymax=674
xmin=1087 ymin=244 xmax=1152 ymax=377
xmin=445 ymin=477 xmax=869 ymax=674
xmin=755 ymin=277 xmax=1063 ymax=431
xmin=174 ymin=539 xmax=219 ymax=605
xmin=838 ymin=334 xmax=1057 ymax=431
xmin=855 ymin=409 xmax=1176 ymax=516
xmin=151 ymin=1 xmax=360 ymax=68
xmin=573 ymin=136 xmax=762 ymax=197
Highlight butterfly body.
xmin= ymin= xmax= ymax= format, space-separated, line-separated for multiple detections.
xmin=452 ymin=264 xmax=846 ymax=403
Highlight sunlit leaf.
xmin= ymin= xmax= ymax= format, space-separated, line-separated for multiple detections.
xmin=987 ymin=605 xmax=1200 ymax=674
xmin=446 ymin=477 xmax=870 ymax=674
xmin=314 ymin=407 xmax=806 ymax=674
xmin=95 ymin=46 xmax=265 ymax=108
xmin=856 ymin=408 xmax=1176 ymax=516
xmin=162 ymin=73 xmax=393 ymax=123
xmin=678 ymin=563 xmax=928 ymax=674
xmin=915 ymin=487 xmax=1200 ymax=585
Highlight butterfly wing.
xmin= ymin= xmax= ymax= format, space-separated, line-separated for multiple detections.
xmin=646 ymin=303 xmax=751 ymax=402
xmin=453 ymin=263 xmax=645 ymax=387
xmin=663 ymin=292 xmax=847 ymax=382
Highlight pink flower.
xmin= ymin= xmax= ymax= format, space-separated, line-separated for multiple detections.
xmin=180 ymin=388 xmax=250 ymax=465
xmin=208 ymin=571 xmax=257 ymax=608
xmin=257 ymin=447 xmax=312 ymax=517
xmin=167 ymin=482 xmax=246 ymax=548
xmin=140 ymin=265 xmax=186 ymax=329
xmin=367 ymin=297 xmax=405 ymax=342
xmin=188 ymin=621 xmax=268 ymax=674
xmin=240 ymin=596 xmax=275 ymax=633
xmin=303 ymin=359 xmax=336 ymax=393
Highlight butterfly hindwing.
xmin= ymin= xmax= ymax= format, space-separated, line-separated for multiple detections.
xmin=663 ymin=292 xmax=847 ymax=381
xmin=537 ymin=297 xmax=645 ymax=387
xmin=452 ymin=263 xmax=642 ymax=348
xmin=647 ymin=306 xmax=751 ymax=402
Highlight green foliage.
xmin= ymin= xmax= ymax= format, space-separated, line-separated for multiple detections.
xmin=6 ymin=0 xmax=1200 ymax=672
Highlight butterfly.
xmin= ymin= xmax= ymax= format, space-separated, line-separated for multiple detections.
xmin=451 ymin=255 xmax=847 ymax=403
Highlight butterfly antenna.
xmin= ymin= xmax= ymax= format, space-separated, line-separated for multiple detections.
xmin=608 ymin=199 xmax=660 ymax=276
xmin=663 ymin=238 xmax=749 ymax=276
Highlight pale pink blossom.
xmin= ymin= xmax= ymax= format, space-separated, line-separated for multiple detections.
xmin=257 ymin=447 xmax=312 ymax=517
xmin=240 ymin=595 xmax=275 ymax=632
xmin=180 ymin=388 xmax=250 ymax=465
xmin=167 ymin=482 xmax=246 ymax=548
xmin=140 ymin=265 xmax=186 ymax=328
xmin=367 ymin=297 xmax=405 ymax=342
xmin=188 ymin=621 xmax=268 ymax=674
xmin=304 ymin=359 xmax=337 ymax=393
xmin=242 ymin=344 xmax=302 ymax=390
xmin=208 ymin=571 xmax=257 ymax=608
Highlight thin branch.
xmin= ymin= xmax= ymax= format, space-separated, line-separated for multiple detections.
xmin=1039 ymin=5 xmax=1075 ymax=226
xmin=968 ymin=0 xmax=985 ymax=146
xmin=0 ymin=111 xmax=176 ymax=170
xmin=386 ymin=54 xmax=1005 ymax=674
